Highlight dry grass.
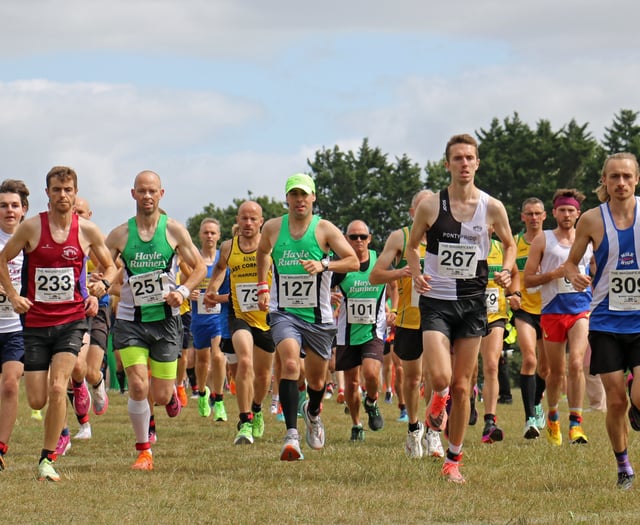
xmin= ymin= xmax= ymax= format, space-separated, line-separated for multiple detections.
xmin=2 ymin=385 xmax=636 ymax=525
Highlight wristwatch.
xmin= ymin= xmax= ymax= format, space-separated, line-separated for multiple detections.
xmin=321 ymin=258 xmax=330 ymax=272
xmin=101 ymin=279 xmax=111 ymax=291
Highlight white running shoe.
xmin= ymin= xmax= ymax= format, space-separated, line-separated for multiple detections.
xmin=302 ymin=400 xmax=325 ymax=450
xmin=74 ymin=422 xmax=92 ymax=440
xmin=422 ymin=427 xmax=445 ymax=458
xmin=405 ymin=421 xmax=424 ymax=459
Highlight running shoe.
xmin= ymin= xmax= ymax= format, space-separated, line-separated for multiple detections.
xmin=72 ymin=381 xmax=92 ymax=417
xmin=482 ymin=420 xmax=504 ymax=444
xmin=131 ymin=450 xmax=153 ymax=471
xmin=252 ymin=411 xmax=265 ymax=439
xmin=0 ymin=454 xmax=5 ymax=471
xmin=276 ymin=403 xmax=285 ymax=422
xmin=404 ymin=422 xmax=424 ymax=459
xmin=534 ymin=403 xmax=546 ymax=430
xmin=74 ymin=422 xmax=92 ymax=440
xmin=199 ymin=387 xmax=212 ymax=418
xmin=165 ymin=386 xmax=182 ymax=418
xmin=190 ymin=388 xmax=199 ymax=400
xmin=397 ymin=407 xmax=409 ymax=422
xmin=91 ymin=375 xmax=109 ymax=416
xmin=384 ymin=391 xmax=393 ymax=404
xmin=618 ymin=472 xmax=635 ymax=490
xmin=523 ymin=417 xmax=540 ymax=439
xmin=426 ymin=392 xmax=449 ymax=432
xmin=546 ymin=420 xmax=562 ymax=446
xmin=38 ymin=459 xmax=60 ymax=482
xmin=297 ymin=389 xmax=307 ymax=418
xmin=629 ymin=402 xmax=640 ymax=431
xmin=302 ymin=400 xmax=325 ymax=450
xmin=324 ymin=383 xmax=334 ymax=400
xmin=422 ymin=427 xmax=445 ymax=458
xmin=336 ymin=390 xmax=345 ymax=404
xmin=442 ymin=461 xmax=466 ymax=484
xmin=234 ymin=421 xmax=254 ymax=445
xmin=280 ymin=430 xmax=304 ymax=461
xmin=469 ymin=388 xmax=478 ymax=426
xmin=148 ymin=427 xmax=157 ymax=445
xmin=55 ymin=432 xmax=71 ymax=456
xmin=270 ymin=398 xmax=279 ymax=415
xmin=364 ymin=399 xmax=384 ymax=431
xmin=213 ymin=400 xmax=227 ymax=422
xmin=176 ymin=384 xmax=188 ymax=407
xmin=568 ymin=425 xmax=588 ymax=444
xmin=351 ymin=424 xmax=365 ymax=442
xmin=31 ymin=409 xmax=42 ymax=421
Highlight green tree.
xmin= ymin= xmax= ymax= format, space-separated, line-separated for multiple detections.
xmin=603 ymin=109 xmax=640 ymax=157
xmin=474 ymin=113 xmax=603 ymax=231
xmin=185 ymin=192 xmax=286 ymax=247
xmin=308 ymin=138 xmax=424 ymax=251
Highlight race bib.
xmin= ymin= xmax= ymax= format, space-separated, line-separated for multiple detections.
xmin=609 ymin=269 xmax=640 ymax=311
xmin=197 ymin=292 xmax=221 ymax=315
xmin=347 ymin=298 xmax=376 ymax=324
xmin=437 ymin=243 xmax=479 ymax=279
xmin=129 ymin=270 xmax=170 ymax=306
xmin=0 ymin=282 xmax=20 ymax=318
xmin=278 ymin=274 xmax=317 ymax=308
xmin=235 ymin=282 xmax=259 ymax=312
xmin=485 ymin=287 xmax=499 ymax=314
xmin=35 ymin=267 xmax=74 ymax=303
xmin=557 ymin=264 xmax=584 ymax=294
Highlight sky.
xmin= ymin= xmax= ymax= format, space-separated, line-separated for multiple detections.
xmin=1 ymin=1 xmax=639 ymax=234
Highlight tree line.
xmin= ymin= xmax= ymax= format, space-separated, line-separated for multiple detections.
xmin=187 ymin=109 xmax=640 ymax=251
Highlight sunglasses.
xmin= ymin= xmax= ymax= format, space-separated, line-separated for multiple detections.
xmin=347 ymin=234 xmax=369 ymax=241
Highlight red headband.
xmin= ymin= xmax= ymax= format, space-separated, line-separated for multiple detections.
xmin=553 ymin=196 xmax=580 ymax=210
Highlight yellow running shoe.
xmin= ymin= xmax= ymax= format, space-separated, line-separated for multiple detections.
xmin=546 ymin=420 xmax=562 ymax=446
xmin=569 ymin=425 xmax=588 ymax=444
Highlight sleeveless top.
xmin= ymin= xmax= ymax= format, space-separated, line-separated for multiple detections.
xmin=422 ymin=188 xmax=489 ymax=300
xmin=0 ymin=229 xmax=23 ymax=332
xmin=228 ymin=236 xmax=270 ymax=331
xmin=270 ymin=214 xmax=333 ymax=324
xmin=23 ymin=212 xmax=86 ymax=327
xmin=540 ymin=230 xmax=592 ymax=314
xmin=590 ymin=198 xmax=640 ymax=333
xmin=117 ymin=214 xmax=178 ymax=323
xmin=515 ymin=232 xmax=542 ymax=314
xmin=486 ymin=238 xmax=508 ymax=323
xmin=335 ymin=250 xmax=386 ymax=346
xmin=395 ymin=227 xmax=424 ymax=330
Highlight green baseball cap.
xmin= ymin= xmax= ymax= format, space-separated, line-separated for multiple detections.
xmin=285 ymin=173 xmax=315 ymax=195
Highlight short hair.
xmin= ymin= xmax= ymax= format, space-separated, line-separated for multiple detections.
xmin=0 ymin=179 xmax=29 ymax=213
xmin=445 ymin=134 xmax=479 ymax=162
xmin=46 ymin=166 xmax=77 ymax=190
xmin=200 ymin=217 xmax=220 ymax=229
xmin=410 ymin=189 xmax=433 ymax=210
xmin=595 ymin=152 xmax=640 ymax=203
xmin=551 ymin=188 xmax=586 ymax=206
xmin=521 ymin=197 xmax=544 ymax=212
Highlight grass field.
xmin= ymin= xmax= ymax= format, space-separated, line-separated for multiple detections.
xmin=2 ymin=384 xmax=636 ymax=525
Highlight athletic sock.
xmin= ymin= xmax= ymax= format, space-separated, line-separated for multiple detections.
xmin=307 ymin=386 xmax=325 ymax=417
xmin=534 ymin=373 xmax=546 ymax=405
xmin=615 ymin=449 xmax=634 ymax=475
xmin=520 ymin=373 xmax=536 ymax=419
xmin=279 ymin=379 xmax=299 ymax=430
xmin=569 ymin=408 xmax=583 ymax=428
xmin=128 ymin=398 xmax=151 ymax=445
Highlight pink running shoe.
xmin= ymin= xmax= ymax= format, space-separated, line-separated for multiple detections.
xmin=73 ymin=381 xmax=92 ymax=417
xmin=165 ymin=386 xmax=182 ymax=418
xmin=55 ymin=432 xmax=72 ymax=457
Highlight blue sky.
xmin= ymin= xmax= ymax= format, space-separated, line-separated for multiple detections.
xmin=0 ymin=1 xmax=638 ymax=233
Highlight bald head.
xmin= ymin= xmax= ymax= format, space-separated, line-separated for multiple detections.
xmin=134 ymin=170 xmax=161 ymax=188
xmin=74 ymin=196 xmax=91 ymax=219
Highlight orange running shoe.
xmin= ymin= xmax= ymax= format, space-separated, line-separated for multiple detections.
xmin=131 ymin=450 xmax=153 ymax=471
xmin=442 ymin=461 xmax=465 ymax=484
xmin=176 ymin=384 xmax=188 ymax=407
xmin=427 ymin=392 xmax=449 ymax=432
